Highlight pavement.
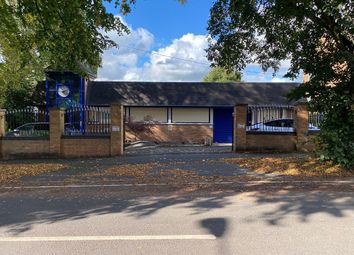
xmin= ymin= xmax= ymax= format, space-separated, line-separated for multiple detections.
xmin=0 ymin=145 xmax=322 ymax=186
xmin=0 ymin=145 xmax=354 ymax=254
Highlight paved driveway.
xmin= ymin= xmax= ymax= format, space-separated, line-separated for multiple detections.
xmin=0 ymin=145 xmax=305 ymax=187
xmin=1 ymin=145 xmax=352 ymax=187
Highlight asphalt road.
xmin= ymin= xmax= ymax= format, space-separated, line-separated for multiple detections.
xmin=1 ymin=146 xmax=354 ymax=254
xmin=0 ymin=186 xmax=353 ymax=255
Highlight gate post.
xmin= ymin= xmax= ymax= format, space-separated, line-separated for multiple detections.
xmin=0 ymin=109 xmax=5 ymax=159
xmin=295 ymin=102 xmax=309 ymax=151
xmin=49 ymin=108 xmax=65 ymax=156
xmin=233 ymin=104 xmax=248 ymax=151
xmin=0 ymin=109 xmax=5 ymax=137
xmin=110 ymin=104 xmax=124 ymax=156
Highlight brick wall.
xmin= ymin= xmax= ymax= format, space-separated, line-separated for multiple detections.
xmin=233 ymin=103 xmax=317 ymax=152
xmin=246 ymin=133 xmax=297 ymax=151
xmin=299 ymin=133 xmax=318 ymax=152
xmin=0 ymin=106 xmax=124 ymax=159
xmin=126 ymin=124 xmax=213 ymax=144
xmin=1 ymin=138 xmax=50 ymax=159
xmin=61 ymin=137 xmax=111 ymax=158
xmin=1 ymin=137 xmax=112 ymax=159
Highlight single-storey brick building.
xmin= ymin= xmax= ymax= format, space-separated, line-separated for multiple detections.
xmin=86 ymin=81 xmax=298 ymax=144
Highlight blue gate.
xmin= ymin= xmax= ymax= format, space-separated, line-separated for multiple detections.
xmin=213 ymin=108 xmax=233 ymax=143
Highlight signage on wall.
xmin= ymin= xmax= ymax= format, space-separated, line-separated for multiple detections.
xmin=112 ymin=126 xmax=121 ymax=132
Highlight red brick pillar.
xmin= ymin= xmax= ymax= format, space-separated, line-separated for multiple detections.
xmin=233 ymin=104 xmax=248 ymax=151
xmin=0 ymin=109 xmax=5 ymax=159
xmin=49 ymin=108 xmax=65 ymax=156
xmin=110 ymin=104 xmax=124 ymax=156
xmin=295 ymin=102 xmax=309 ymax=151
xmin=303 ymin=73 xmax=310 ymax=83
xmin=0 ymin=109 xmax=5 ymax=137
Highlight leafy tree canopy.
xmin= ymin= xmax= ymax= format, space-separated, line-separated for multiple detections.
xmin=0 ymin=0 xmax=132 ymax=108
xmin=0 ymin=33 xmax=45 ymax=108
xmin=202 ymin=67 xmax=242 ymax=82
xmin=0 ymin=0 xmax=131 ymax=75
xmin=0 ymin=0 xmax=186 ymax=108
xmin=0 ymin=0 xmax=187 ymax=74
xmin=207 ymin=0 xmax=354 ymax=168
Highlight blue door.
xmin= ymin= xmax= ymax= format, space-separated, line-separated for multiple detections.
xmin=213 ymin=108 xmax=233 ymax=143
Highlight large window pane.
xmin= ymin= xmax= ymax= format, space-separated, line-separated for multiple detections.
xmin=130 ymin=107 xmax=168 ymax=123
xmin=172 ymin=108 xmax=209 ymax=123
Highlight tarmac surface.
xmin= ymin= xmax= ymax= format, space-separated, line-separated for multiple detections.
xmin=1 ymin=145 xmax=354 ymax=254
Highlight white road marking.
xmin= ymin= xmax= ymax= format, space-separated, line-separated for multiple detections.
xmin=0 ymin=235 xmax=216 ymax=242
xmin=1 ymin=180 xmax=353 ymax=189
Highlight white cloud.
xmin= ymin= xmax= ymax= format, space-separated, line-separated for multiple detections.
xmin=97 ymin=19 xmax=301 ymax=82
xmin=97 ymin=28 xmax=211 ymax=81
xmin=97 ymin=24 xmax=154 ymax=81
xmin=124 ymin=33 xmax=211 ymax=81
xmin=271 ymin=77 xmax=290 ymax=82
xmin=242 ymin=59 xmax=301 ymax=82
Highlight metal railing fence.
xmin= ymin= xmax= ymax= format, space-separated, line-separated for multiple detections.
xmin=246 ymin=105 xmax=295 ymax=132
xmin=5 ymin=107 xmax=49 ymax=137
xmin=64 ymin=106 xmax=111 ymax=135
xmin=308 ymin=112 xmax=323 ymax=131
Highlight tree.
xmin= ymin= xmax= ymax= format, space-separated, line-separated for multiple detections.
xmin=0 ymin=25 xmax=45 ymax=108
xmin=207 ymin=0 xmax=354 ymax=168
xmin=202 ymin=67 xmax=241 ymax=82
xmin=0 ymin=0 xmax=187 ymax=108
xmin=0 ymin=0 xmax=132 ymax=108
xmin=0 ymin=0 xmax=130 ymax=75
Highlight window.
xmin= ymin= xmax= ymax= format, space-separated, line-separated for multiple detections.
xmin=172 ymin=108 xmax=209 ymax=123
xmin=129 ymin=107 xmax=168 ymax=123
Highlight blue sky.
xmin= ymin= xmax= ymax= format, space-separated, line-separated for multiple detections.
xmin=107 ymin=0 xmax=212 ymax=42
xmin=98 ymin=0 xmax=301 ymax=82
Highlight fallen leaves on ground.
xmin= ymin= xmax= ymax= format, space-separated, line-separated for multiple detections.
xmin=66 ymin=162 xmax=259 ymax=185
xmin=158 ymin=169 xmax=196 ymax=178
xmin=0 ymin=164 xmax=67 ymax=184
xmin=106 ymin=163 xmax=166 ymax=178
xmin=219 ymin=156 xmax=353 ymax=177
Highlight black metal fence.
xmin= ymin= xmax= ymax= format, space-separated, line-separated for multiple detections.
xmin=64 ymin=106 xmax=111 ymax=135
xmin=308 ymin=112 xmax=323 ymax=131
xmin=5 ymin=107 xmax=49 ymax=137
xmin=246 ymin=105 xmax=296 ymax=132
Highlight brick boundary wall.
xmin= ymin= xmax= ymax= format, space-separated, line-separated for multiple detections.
xmin=0 ymin=105 xmax=124 ymax=159
xmin=61 ymin=136 xmax=111 ymax=158
xmin=0 ymin=103 xmax=318 ymax=159
xmin=246 ymin=133 xmax=297 ymax=152
xmin=125 ymin=124 xmax=213 ymax=144
xmin=233 ymin=103 xmax=317 ymax=152
xmin=1 ymin=138 xmax=51 ymax=159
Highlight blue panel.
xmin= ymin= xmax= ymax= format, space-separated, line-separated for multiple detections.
xmin=213 ymin=108 xmax=233 ymax=143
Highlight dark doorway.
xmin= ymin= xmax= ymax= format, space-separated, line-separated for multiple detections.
xmin=213 ymin=108 xmax=233 ymax=143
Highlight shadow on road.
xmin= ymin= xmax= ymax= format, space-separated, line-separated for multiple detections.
xmin=200 ymin=218 xmax=228 ymax=238
xmin=1 ymin=182 xmax=353 ymax=235
xmin=1 ymin=146 xmax=353 ymax=235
